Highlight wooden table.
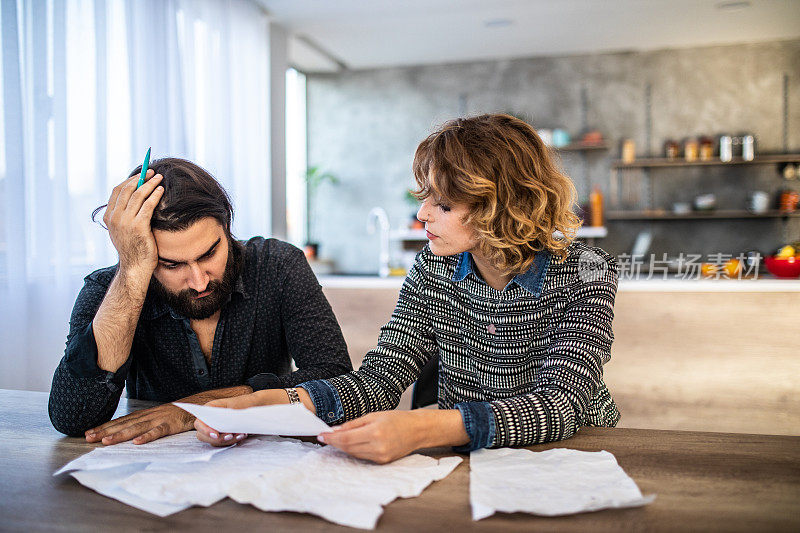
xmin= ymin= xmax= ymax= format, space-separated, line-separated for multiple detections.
xmin=1 ymin=389 xmax=798 ymax=532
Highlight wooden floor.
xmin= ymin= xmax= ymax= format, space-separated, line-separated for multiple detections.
xmin=323 ymin=288 xmax=800 ymax=436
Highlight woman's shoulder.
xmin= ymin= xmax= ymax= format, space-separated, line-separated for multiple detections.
xmin=559 ymin=241 xmax=617 ymax=268
xmin=546 ymin=241 xmax=619 ymax=288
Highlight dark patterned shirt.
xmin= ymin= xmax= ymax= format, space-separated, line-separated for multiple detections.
xmin=301 ymin=241 xmax=620 ymax=451
xmin=49 ymin=237 xmax=352 ymax=436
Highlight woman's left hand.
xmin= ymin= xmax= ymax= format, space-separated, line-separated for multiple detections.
xmin=318 ymin=411 xmax=428 ymax=464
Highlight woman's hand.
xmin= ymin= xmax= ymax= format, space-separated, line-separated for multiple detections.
xmin=194 ymin=389 xmax=307 ymax=446
xmin=317 ymin=409 xmax=470 ymax=464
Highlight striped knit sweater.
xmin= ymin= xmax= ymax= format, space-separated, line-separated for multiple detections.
xmin=303 ymin=240 xmax=620 ymax=449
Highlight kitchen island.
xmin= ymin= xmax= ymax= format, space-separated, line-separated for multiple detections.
xmin=319 ymin=275 xmax=800 ymax=436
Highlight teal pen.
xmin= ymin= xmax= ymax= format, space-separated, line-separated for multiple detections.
xmin=136 ymin=147 xmax=151 ymax=189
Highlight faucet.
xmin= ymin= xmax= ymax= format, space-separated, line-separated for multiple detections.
xmin=367 ymin=207 xmax=391 ymax=277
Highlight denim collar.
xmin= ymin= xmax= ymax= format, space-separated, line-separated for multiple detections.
xmin=452 ymin=250 xmax=551 ymax=297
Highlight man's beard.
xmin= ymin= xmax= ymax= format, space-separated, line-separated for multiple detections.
xmin=150 ymin=239 xmax=240 ymax=320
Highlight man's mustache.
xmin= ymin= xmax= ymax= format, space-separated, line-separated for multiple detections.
xmin=178 ymin=280 xmax=221 ymax=298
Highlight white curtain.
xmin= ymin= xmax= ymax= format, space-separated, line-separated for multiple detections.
xmin=0 ymin=0 xmax=271 ymax=391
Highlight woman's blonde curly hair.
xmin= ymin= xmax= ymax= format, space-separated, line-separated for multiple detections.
xmin=412 ymin=113 xmax=581 ymax=274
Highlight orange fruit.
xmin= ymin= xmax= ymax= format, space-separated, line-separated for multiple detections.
xmin=700 ymin=263 xmax=718 ymax=277
xmin=723 ymin=259 xmax=742 ymax=277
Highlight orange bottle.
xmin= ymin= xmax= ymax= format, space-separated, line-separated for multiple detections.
xmin=589 ymin=187 xmax=604 ymax=227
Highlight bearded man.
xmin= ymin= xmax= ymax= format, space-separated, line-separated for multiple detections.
xmin=49 ymin=158 xmax=352 ymax=444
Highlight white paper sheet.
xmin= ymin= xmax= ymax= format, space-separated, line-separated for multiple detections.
xmin=70 ymin=464 xmax=191 ymax=517
xmin=56 ymin=428 xmax=461 ymax=525
xmin=469 ymin=447 xmax=655 ymax=520
xmin=54 ymin=431 xmax=232 ymax=475
xmin=119 ymin=436 xmax=319 ymax=507
xmin=228 ymin=445 xmax=462 ymax=530
xmin=173 ymin=402 xmax=331 ymax=436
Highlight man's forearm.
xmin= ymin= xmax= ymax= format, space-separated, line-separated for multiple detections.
xmin=92 ymin=269 xmax=150 ymax=373
xmin=179 ymin=385 xmax=254 ymax=405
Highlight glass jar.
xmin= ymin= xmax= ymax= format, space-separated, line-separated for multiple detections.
xmin=719 ymin=135 xmax=733 ymax=162
xmin=742 ymin=135 xmax=755 ymax=161
xmin=622 ymin=139 xmax=636 ymax=163
xmin=665 ymin=140 xmax=680 ymax=159
xmin=699 ymin=137 xmax=714 ymax=161
xmin=779 ymin=189 xmax=799 ymax=213
xmin=684 ymin=138 xmax=699 ymax=162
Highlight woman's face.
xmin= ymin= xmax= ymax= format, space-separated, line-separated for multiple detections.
xmin=416 ymin=195 xmax=478 ymax=257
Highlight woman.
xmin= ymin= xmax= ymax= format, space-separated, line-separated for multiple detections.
xmin=195 ymin=114 xmax=620 ymax=463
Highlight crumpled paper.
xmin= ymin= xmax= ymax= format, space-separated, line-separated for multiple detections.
xmin=70 ymin=463 xmax=191 ymax=517
xmin=54 ymin=431 xmax=231 ymax=475
xmin=228 ymin=445 xmax=463 ymax=529
xmin=470 ymin=447 xmax=655 ymax=520
xmin=55 ymin=431 xmax=461 ymax=525
xmin=119 ymin=436 xmax=319 ymax=507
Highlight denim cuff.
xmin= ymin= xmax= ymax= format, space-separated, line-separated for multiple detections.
xmin=453 ymin=401 xmax=496 ymax=452
xmin=65 ymin=322 xmax=127 ymax=392
xmin=298 ymin=380 xmax=344 ymax=425
xmin=246 ymin=373 xmax=282 ymax=391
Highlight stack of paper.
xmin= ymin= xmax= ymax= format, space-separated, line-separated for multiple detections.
xmin=54 ymin=427 xmax=461 ymax=528
xmin=55 ymin=432 xmax=316 ymax=517
xmin=469 ymin=447 xmax=655 ymax=520
xmin=55 ymin=402 xmax=653 ymax=528
xmin=54 ymin=430 xmax=230 ymax=474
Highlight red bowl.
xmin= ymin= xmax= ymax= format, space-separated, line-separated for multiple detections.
xmin=765 ymin=256 xmax=800 ymax=278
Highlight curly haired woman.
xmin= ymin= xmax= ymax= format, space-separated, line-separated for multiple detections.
xmin=195 ymin=114 xmax=620 ymax=463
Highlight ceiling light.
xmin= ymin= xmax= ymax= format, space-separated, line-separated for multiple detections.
xmin=484 ymin=18 xmax=513 ymax=28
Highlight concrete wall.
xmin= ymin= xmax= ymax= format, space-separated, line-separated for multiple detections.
xmin=307 ymin=41 xmax=800 ymax=274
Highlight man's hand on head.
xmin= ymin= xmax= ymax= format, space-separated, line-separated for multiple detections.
xmin=85 ymin=385 xmax=253 ymax=445
xmin=103 ymin=169 xmax=164 ymax=282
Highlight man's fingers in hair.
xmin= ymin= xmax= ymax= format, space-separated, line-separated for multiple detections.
xmin=105 ymin=178 xmax=132 ymax=221
xmin=105 ymin=173 xmax=141 ymax=225
xmin=113 ymin=173 xmax=146 ymax=214
xmin=135 ymin=182 xmax=165 ymax=220
xmin=127 ymin=174 xmax=163 ymax=217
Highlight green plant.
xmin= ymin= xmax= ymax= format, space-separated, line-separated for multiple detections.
xmin=304 ymin=166 xmax=339 ymax=244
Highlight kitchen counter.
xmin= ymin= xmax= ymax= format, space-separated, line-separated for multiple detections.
xmin=319 ymin=275 xmax=800 ymax=291
xmin=6 ymin=389 xmax=800 ymax=532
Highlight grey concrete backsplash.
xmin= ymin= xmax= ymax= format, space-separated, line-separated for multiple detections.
xmin=307 ymin=41 xmax=800 ymax=274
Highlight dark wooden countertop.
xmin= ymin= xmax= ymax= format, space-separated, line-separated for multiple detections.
xmin=1 ymin=389 xmax=798 ymax=532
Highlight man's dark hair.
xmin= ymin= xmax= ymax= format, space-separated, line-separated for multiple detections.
xmin=92 ymin=157 xmax=235 ymax=236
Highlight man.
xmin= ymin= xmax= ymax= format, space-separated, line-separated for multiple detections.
xmin=49 ymin=158 xmax=352 ymax=445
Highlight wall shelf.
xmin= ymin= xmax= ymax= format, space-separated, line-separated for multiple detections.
xmin=610 ymin=153 xmax=800 ymax=228
xmin=557 ymin=143 xmax=609 ymax=152
xmin=606 ymin=210 xmax=800 ymax=221
xmin=391 ymin=227 xmax=608 ymax=240
xmin=612 ymin=154 xmax=800 ymax=169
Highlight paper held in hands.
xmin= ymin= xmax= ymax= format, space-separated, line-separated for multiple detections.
xmin=173 ymin=402 xmax=331 ymax=436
